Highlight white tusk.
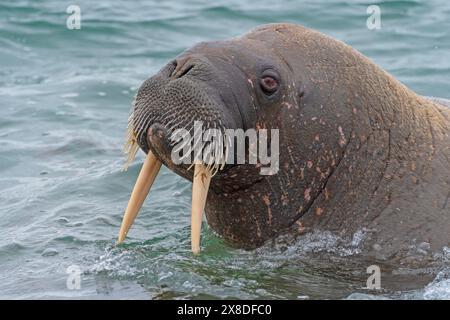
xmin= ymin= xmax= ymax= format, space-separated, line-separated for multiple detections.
xmin=118 ymin=151 xmax=162 ymax=243
xmin=191 ymin=164 xmax=212 ymax=254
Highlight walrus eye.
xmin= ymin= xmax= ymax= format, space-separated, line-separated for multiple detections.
xmin=260 ymin=76 xmax=278 ymax=95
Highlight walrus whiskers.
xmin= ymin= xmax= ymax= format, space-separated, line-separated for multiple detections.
xmin=123 ymin=114 xmax=139 ymax=170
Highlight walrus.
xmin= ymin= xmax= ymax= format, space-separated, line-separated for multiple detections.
xmin=117 ymin=23 xmax=450 ymax=259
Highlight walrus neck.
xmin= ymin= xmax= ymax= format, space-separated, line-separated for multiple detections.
xmin=296 ymin=84 xmax=449 ymax=245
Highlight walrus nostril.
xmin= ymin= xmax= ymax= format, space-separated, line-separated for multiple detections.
xmin=175 ymin=64 xmax=194 ymax=79
xmin=171 ymin=57 xmax=196 ymax=79
xmin=161 ymin=59 xmax=178 ymax=78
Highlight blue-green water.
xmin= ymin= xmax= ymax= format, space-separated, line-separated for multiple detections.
xmin=0 ymin=0 xmax=449 ymax=299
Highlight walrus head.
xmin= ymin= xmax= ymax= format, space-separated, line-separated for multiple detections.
xmin=117 ymin=23 xmax=448 ymax=255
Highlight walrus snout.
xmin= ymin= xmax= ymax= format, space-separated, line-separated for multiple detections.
xmin=126 ymin=53 xmax=245 ymax=181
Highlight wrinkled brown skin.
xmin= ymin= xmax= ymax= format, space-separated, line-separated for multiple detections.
xmin=134 ymin=23 xmax=450 ymax=259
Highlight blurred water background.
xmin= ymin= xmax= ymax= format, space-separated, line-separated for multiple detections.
xmin=0 ymin=0 xmax=449 ymax=299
